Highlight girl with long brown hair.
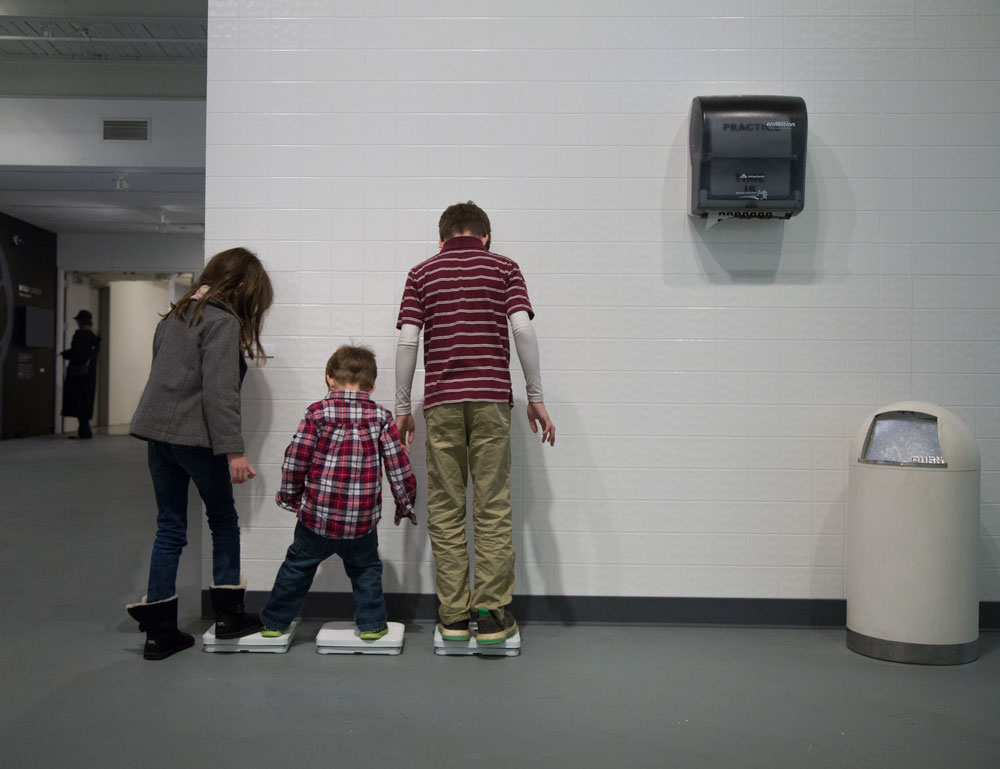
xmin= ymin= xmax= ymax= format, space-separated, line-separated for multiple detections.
xmin=126 ymin=247 xmax=274 ymax=660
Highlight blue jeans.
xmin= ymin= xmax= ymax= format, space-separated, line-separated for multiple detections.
xmin=260 ymin=521 xmax=386 ymax=632
xmin=146 ymin=441 xmax=241 ymax=602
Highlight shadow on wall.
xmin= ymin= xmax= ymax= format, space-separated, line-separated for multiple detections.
xmin=239 ymin=356 xmax=277 ymax=500
xmin=664 ymin=120 xmax=846 ymax=286
xmin=518 ymin=403 xmax=621 ymax=625
xmin=228 ymin=359 xmax=277 ymax=585
xmin=393 ymin=397 xmax=431 ymax=595
xmin=519 ymin=402 xmax=562 ymax=621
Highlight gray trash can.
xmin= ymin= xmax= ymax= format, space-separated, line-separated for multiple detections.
xmin=846 ymin=401 xmax=980 ymax=664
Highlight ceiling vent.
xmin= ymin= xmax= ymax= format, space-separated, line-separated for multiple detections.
xmin=102 ymin=119 xmax=150 ymax=141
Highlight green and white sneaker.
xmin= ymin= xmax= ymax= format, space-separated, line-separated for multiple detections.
xmin=359 ymin=625 xmax=389 ymax=641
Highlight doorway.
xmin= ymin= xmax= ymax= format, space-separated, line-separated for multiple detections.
xmin=60 ymin=271 xmax=193 ymax=435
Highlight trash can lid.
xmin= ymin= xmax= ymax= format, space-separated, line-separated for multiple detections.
xmin=851 ymin=401 xmax=980 ymax=471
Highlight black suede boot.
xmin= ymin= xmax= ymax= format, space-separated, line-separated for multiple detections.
xmin=209 ymin=577 xmax=262 ymax=639
xmin=126 ymin=595 xmax=195 ymax=660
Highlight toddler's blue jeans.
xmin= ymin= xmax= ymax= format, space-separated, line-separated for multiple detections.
xmin=261 ymin=521 xmax=386 ymax=632
xmin=145 ymin=440 xmax=241 ymax=602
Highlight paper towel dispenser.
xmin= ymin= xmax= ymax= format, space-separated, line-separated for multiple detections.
xmin=689 ymin=95 xmax=807 ymax=219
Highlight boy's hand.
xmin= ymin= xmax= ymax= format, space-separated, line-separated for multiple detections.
xmin=395 ymin=414 xmax=415 ymax=454
xmin=527 ymin=402 xmax=556 ymax=446
xmin=394 ymin=506 xmax=417 ymax=526
xmin=227 ymin=453 xmax=257 ymax=484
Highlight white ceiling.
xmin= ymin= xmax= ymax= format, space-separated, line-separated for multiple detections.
xmin=0 ymin=1 xmax=207 ymax=235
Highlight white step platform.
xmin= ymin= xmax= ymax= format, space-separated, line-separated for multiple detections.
xmin=433 ymin=624 xmax=521 ymax=656
xmin=202 ymin=622 xmax=297 ymax=653
xmin=315 ymin=621 xmax=405 ymax=655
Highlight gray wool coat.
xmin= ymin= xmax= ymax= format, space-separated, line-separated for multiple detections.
xmin=130 ymin=299 xmax=247 ymax=455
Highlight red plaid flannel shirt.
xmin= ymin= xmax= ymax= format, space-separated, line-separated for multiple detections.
xmin=275 ymin=390 xmax=416 ymax=539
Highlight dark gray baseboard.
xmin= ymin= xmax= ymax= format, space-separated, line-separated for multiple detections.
xmin=201 ymin=593 xmax=1000 ymax=629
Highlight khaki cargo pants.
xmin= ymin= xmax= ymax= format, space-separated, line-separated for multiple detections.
xmin=424 ymin=401 xmax=513 ymax=625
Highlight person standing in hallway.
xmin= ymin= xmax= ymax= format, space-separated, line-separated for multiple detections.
xmin=60 ymin=309 xmax=99 ymax=439
xmin=126 ymin=247 xmax=273 ymax=660
xmin=395 ymin=201 xmax=556 ymax=646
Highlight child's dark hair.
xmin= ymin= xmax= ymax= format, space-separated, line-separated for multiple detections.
xmin=169 ymin=247 xmax=274 ymax=363
xmin=326 ymin=345 xmax=377 ymax=390
xmin=439 ymin=201 xmax=491 ymax=241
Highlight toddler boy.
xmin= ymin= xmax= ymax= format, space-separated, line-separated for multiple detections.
xmin=260 ymin=345 xmax=416 ymax=639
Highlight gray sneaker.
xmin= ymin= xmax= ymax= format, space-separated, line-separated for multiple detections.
xmin=475 ymin=607 xmax=517 ymax=645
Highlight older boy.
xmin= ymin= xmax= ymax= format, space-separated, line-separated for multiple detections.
xmin=395 ymin=201 xmax=555 ymax=645
xmin=260 ymin=346 xmax=416 ymax=640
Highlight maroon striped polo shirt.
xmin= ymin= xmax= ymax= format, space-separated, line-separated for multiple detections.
xmin=396 ymin=236 xmax=534 ymax=410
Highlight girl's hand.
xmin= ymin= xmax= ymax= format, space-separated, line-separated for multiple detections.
xmin=227 ymin=453 xmax=257 ymax=484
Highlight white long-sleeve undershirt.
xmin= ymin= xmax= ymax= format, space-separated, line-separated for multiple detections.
xmin=509 ymin=310 xmax=544 ymax=403
xmin=394 ymin=323 xmax=419 ymax=416
xmin=394 ymin=310 xmax=544 ymax=415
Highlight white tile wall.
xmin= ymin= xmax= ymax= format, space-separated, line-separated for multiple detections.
xmin=207 ymin=0 xmax=1000 ymax=602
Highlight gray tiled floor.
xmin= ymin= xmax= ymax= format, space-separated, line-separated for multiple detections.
xmin=1 ymin=435 xmax=998 ymax=769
